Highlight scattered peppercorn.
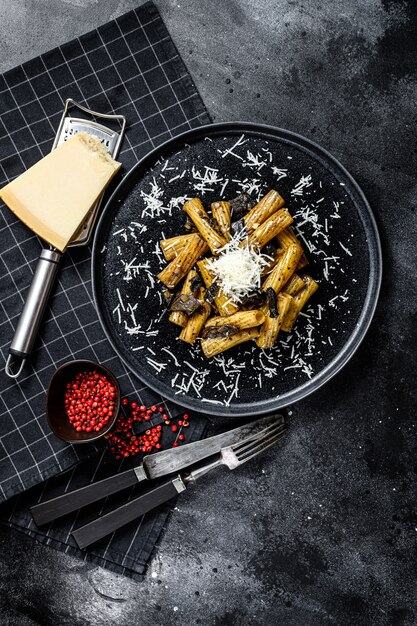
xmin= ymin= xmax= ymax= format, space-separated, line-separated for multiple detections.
xmin=103 ymin=399 xmax=191 ymax=458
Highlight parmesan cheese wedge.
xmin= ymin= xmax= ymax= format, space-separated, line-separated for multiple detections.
xmin=0 ymin=132 xmax=121 ymax=252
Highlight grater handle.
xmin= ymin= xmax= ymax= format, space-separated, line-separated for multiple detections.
xmin=5 ymin=250 xmax=62 ymax=379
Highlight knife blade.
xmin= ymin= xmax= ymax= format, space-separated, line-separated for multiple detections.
xmin=30 ymin=414 xmax=283 ymax=526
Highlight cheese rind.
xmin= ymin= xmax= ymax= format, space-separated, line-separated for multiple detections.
xmin=0 ymin=132 xmax=121 ymax=251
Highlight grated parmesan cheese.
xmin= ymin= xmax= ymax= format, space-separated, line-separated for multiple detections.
xmin=206 ymin=236 xmax=270 ymax=303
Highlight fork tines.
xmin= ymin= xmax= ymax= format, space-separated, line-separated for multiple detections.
xmin=232 ymin=420 xmax=285 ymax=464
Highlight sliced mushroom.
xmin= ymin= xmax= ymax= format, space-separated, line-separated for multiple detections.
xmin=266 ymin=287 xmax=278 ymax=318
xmin=190 ymin=274 xmax=203 ymax=293
xmin=240 ymin=290 xmax=266 ymax=309
xmin=204 ymin=282 xmax=219 ymax=304
xmin=202 ymin=324 xmax=240 ymax=339
xmin=170 ymin=294 xmax=201 ymax=315
xmin=230 ymin=218 xmax=245 ymax=237
xmin=162 ymin=289 xmax=175 ymax=308
xmin=230 ymin=193 xmax=255 ymax=220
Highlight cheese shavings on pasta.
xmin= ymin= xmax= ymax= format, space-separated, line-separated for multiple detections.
xmin=206 ymin=237 xmax=270 ymax=303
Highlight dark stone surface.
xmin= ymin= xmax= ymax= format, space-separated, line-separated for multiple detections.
xmin=1 ymin=1 xmax=416 ymax=624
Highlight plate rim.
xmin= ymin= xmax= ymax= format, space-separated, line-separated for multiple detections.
xmin=91 ymin=121 xmax=382 ymax=416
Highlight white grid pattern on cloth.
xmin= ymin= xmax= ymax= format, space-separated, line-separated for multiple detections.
xmin=0 ymin=1 xmax=210 ymax=580
xmin=0 ymin=22 xmax=163 ymax=113
xmin=0 ymin=1 xmax=210 ymax=508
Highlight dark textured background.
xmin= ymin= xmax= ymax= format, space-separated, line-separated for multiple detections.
xmin=0 ymin=1 xmax=416 ymax=625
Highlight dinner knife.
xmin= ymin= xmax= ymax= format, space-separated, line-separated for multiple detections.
xmin=30 ymin=414 xmax=283 ymax=526
xmin=72 ymin=416 xmax=285 ymax=549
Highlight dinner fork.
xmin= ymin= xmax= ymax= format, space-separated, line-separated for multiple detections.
xmin=72 ymin=419 xmax=286 ymax=549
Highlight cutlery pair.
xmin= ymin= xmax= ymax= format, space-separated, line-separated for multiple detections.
xmin=31 ymin=414 xmax=285 ymax=549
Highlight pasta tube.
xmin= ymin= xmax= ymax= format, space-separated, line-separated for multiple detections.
xmin=211 ymin=201 xmax=231 ymax=240
xmin=157 ymin=234 xmax=208 ymax=289
xmin=245 ymin=208 xmax=293 ymax=250
xmin=183 ymin=198 xmax=227 ymax=254
xmin=215 ymin=291 xmax=239 ymax=317
xmin=205 ymin=310 xmax=265 ymax=331
xmin=276 ymin=226 xmax=309 ymax=269
xmin=262 ymin=243 xmax=303 ymax=293
xmin=179 ymin=288 xmax=211 ymax=344
xmin=244 ymin=190 xmax=285 ymax=232
xmin=256 ymin=293 xmax=292 ymax=348
xmin=160 ymin=234 xmax=196 ymax=261
xmin=196 ymin=258 xmax=213 ymax=287
xmin=197 ymin=259 xmax=239 ymax=316
xmin=282 ymin=273 xmax=305 ymax=296
xmin=169 ymin=269 xmax=198 ymax=327
xmin=281 ymin=275 xmax=319 ymax=332
xmin=201 ymin=327 xmax=260 ymax=358
xmin=261 ymin=248 xmax=284 ymax=277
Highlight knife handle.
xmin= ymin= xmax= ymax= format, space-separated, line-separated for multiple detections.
xmin=30 ymin=466 xmax=146 ymax=526
xmin=72 ymin=476 xmax=186 ymax=550
xmin=5 ymin=249 xmax=62 ymax=379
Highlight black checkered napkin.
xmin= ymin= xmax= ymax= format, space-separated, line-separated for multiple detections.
xmin=0 ymin=1 xmax=210 ymax=578
xmin=0 ymin=415 xmax=206 ymax=580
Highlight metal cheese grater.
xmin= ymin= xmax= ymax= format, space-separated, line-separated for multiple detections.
xmin=5 ymin=99 xmax=126 ymax=379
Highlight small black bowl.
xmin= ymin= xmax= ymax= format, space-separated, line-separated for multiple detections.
xmin=46 ymin=359 xmax=120 ymax=444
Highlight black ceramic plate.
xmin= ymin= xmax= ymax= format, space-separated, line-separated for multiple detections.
xmin=91 ymin=123 xmax=381 ymax=417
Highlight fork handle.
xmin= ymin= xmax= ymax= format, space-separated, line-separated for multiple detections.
xmin=184 ymin=456 xmax=223 ymax=483
xmin=72 ymin=476 xmax=186 ymax=549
